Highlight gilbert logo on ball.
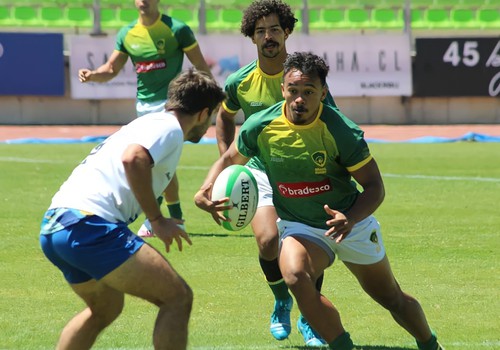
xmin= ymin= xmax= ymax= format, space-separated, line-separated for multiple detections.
xmin=211 ymin=165 xmax=258 ymax=231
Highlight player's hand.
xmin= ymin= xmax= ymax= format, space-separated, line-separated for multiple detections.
xmin=78 ymin=68 xmax=93 ymax=83
xmin=151 ymin=216 xmax=192 ymax=253
xmin=194 ymin=183 xmax=233 ymax=225
xmin=323 ymin=204 xmax=355 ymax=243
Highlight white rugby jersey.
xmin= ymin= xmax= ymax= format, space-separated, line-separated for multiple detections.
xmin=49 ymin=111 xmax=183 ymax=224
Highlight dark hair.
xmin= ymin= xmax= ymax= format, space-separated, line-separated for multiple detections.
xmin=166 ymin=68 xmax=226 ymax=116
xmin=241 ymin=0 xmax=297 ymax=37
xmin=283 ymin=52 xmax=329 ymax=87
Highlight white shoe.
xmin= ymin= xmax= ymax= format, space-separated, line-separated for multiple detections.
xmin=137 ymin=220 xmax=185 ymax=237
xmin=137 ymin=220 xmax=154 ymax=237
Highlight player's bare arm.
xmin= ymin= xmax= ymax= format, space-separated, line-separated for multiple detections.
xmin=122 ymin=143 xmax=192 ymax=251
xmin=215 ymin=107 xmax=238 ymax=156
xmin=324 ymin=158 xmax=385 ymax=242
xmin=185 ymin=44 xmax=213 ymax=78
xmin=78 ymin=50 xmax=129 ymax=83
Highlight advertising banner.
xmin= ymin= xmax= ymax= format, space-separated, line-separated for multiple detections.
xmin=288 ymin=34 xmax=413 ymax=97
xmin=68 ymin=33 xmax=412 ymax=99
xmin=199 ymin=33 xmax=413 ymax=97
xmin=69 ymin=35 xmax=137 ymax=99
xmin=414 ymin=37 xmax=500 ymax=97
xmin=0 ymin=33 xmax=64 ymax=96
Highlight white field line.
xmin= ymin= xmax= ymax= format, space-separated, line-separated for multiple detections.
xmin=2 ymin=158 xmax=500 ymax=184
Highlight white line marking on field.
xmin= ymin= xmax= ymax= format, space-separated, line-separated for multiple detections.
xmin=0 ymin=156 xmax=64 ymax=164
xmin=2 ymin=159 xmax=500 ymax=184
xmin=383 ymin=173 xmax=500 ymax=183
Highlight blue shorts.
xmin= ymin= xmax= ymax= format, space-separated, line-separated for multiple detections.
xmin=40 ymin=211 xmax=145 ymax=284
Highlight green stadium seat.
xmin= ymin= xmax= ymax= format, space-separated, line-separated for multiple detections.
xmin=358 ymin=0 xmax=381 ymax=8
xmin=434 ymin=0 xmax=462 ymax=7
xmin=329 ymin=0 xmax=359 ymax=6
xmin=66 ymin=7 xmax=93 ymax=27
xmin=411 ymin=0 xmax=435 ymax=7
xmin=309 ymin=8 xmax=349 ymax=30
xmin=0 ymin=6 xmax=15 ymax=27
xmin=458 ymin=0 xmax=485 ymax=6
xmin=40 ymin=7 xmax=66 ymax=27
xmin=13 ymin=6 xmax=40 ymax=27
xmin=478 ymin=8 xmax=500 ymax=29
xmin=176 ymin=0 xmax=201 ymax=5
xmin=346 ymin=8 xmax=372 ymax=28
xmin=425 ymin=7 xmax=452 ymax=28
xmin=410 ymin=8 xmax=427 ymax=28
xmin=450 ymin=7 xmax=477 ymax=28
xmin=307 ymin=8 xmax=322 ymax=29
xmin=100 ymin=7 xmax=122 ymax=29
xmin=170 ymin=8 xmax=198 ymax=30
xmin=101 ymin=0 xmax=135 ymax=8
xmin=220 ymin=9 xmax=242 ymax=30
xmin=308 ymin=0 xmax=349 ymax=7
xmin=205 ymin=8 xmax=221 ymax=31
xmin=372 ymin=8 xmax=404 ymax=29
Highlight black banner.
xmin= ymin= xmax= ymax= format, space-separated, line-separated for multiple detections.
xmin=414 ymin=37 xmax=500 ymax=97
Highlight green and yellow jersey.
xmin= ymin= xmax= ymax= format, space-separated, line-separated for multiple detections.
xmin=115 ymin=14 xmax=198 ymax=102
xmin=236 ymin=101 xmax=371 ymax=229
xmin=223 ymin=59 xmax=337 ymax=170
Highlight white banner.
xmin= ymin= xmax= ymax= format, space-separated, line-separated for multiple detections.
xmin=69 ymin=35 xmax=137 ymax=99
xmin=68 ymin=33 xmax=412 ymax=99
xmin=287 ymin=34 xmax=413 ymax=96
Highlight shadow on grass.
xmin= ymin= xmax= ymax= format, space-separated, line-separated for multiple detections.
xmin=190 ymin=232 xmax=254 ymax=238
xmin=288 ymin=346 xmax=413 ymax=350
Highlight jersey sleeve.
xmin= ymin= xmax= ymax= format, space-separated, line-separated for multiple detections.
xmin=222 ymin=71 xmax=242 ymax=113
xmin=235 ymin=112 xmax=263 ymax=159
xmin=325 ymin=107 xmax=371 ymax=171
xmin=172 ymin=19 xmax=197 ymax=51
xmin=114 ymin=26 xmax=129 ymax=54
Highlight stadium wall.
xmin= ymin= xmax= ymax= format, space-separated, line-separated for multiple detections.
xmin=0 ymin=32 xmax=499 ymax=125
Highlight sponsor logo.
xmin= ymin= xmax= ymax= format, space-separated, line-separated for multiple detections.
xmin=270 ymin=157 xmax=284 ymax=162
xmin=277 ymin=178 xmax=331 ymax=198
xmin=235 ymin=179 xmax=251 ymax=228
xmin=250 ymin=101 xmax=263 ymax=107
xmin=135 ymin=59 xmax=167 ymax=73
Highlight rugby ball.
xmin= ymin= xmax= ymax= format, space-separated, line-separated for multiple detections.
xmin=211 ymin=165 xmax=258 ymax=231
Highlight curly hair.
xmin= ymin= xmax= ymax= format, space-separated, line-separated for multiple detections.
xmin=283 ymin=52 xmax=330 ymax=87
xmin=240 ymin=0 xmax=297 ymax=37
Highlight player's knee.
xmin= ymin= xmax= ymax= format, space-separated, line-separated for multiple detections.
xmin=254 ymin=231 xmax=279 ymax=259
xmin=161 ymin=279 xmax=193 ymax=313
xmin=282 ymin=268 xmax=311 ymax=293
xmin=90 ymin=298 xmax=124 ymax=329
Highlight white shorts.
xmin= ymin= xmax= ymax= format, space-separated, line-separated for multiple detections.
xmin=136 ymin=99 xmax=167 ymax=117
xmin=277 ymin=215 xmax=386 ymax=266
xmin=247 ymin=167 xmax=273 ymax=208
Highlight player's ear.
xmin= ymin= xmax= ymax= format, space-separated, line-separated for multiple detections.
xmin=198 ymin=107 xmax=210 ymax=123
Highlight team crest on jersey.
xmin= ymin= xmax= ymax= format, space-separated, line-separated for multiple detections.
xmin=312 ymin=151 xmax=327 ymax=174
xmin=311 ymin=151 xmax=327 ymax=167
xmin=156 ymin=39 xmax=166 ymax=54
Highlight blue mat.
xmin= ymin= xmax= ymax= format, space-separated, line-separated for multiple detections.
xmin=2 ymin=132 xmax=500 ymax=144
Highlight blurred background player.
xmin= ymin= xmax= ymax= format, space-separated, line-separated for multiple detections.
xmin=78 ymin=0 xmax=213 ymax=237
xmin=215 ymin=0 xmax=336 ymax=346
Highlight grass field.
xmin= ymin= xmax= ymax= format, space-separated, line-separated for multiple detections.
xmin=0 ymin=142 xmax=499 ymax=350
